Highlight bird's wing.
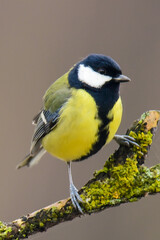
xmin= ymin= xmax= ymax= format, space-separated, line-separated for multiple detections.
xmin=30 ymin=109 xmax=60 ymax=154
xmin=30 ymin=71 xmax=71 ymax=155
xmin=32 ymin=110 xmax=42 ymax=125
xmin=32 ymin=71 xmax=70 ymax=125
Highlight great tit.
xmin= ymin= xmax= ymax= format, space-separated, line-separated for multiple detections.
xmin=17 ymin=54 xmax=135 ymax=213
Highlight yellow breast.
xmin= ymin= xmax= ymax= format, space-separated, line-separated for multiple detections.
xmin=106 ymin=97 xmax=123 ymax=144
xmin=42 ymin=89 xmax=101 ymax=161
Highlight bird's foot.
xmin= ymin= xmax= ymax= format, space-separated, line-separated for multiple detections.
xmin=114 ymin=134 xmax=139 ymax=147
xmin=70 ymin=183 xmax=84 ymax=214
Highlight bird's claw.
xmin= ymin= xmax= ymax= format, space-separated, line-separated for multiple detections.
xmin=70 ymin=183 xmax=84 ymax=214
xmin=114 ymin=134 xmax=139 ymax=147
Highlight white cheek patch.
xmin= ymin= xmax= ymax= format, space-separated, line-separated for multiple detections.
xmin=78 ymin=64 xmax=112 ymax=88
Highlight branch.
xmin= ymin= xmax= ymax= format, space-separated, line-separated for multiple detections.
xmin=1 ymin=110 xmax=160 ymax=240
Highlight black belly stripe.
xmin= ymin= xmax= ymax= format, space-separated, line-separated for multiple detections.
xmin=73 ymin=113 xmax=113 ymax=162
xmin=69 ymin=74 xmax=120 ymax=162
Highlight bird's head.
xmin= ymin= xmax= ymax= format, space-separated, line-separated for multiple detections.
xmin=69 ymin=54 xmax=130 ymax=90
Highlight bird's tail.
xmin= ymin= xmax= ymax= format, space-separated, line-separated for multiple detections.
xmin=17 ymin=148 xmax=46 ymax=169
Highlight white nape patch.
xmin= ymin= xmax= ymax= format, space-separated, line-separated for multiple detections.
xmin=78 ymin=64 xmax=112 ymax=88
xmin=29 ymin=148 xmax=46 ymax=167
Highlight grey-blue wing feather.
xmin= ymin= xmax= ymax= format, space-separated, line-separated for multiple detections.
xmin=30 ymin=109 xmax=60 ymax=154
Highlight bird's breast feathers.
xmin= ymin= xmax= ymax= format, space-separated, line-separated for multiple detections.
xmin=106 ymin=97 xmax=122 ymax=144
xmin=42 ymin=89 xmax=101 ymax=161
xmin=42 ymin=89 xmax=122 ymax=161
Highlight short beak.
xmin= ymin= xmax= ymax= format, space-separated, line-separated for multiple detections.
xmin=113 ymin=74 xmax=131 ymax=83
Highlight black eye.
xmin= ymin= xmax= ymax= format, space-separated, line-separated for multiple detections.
xmin=98 ymin=68 xmax=107 ymax=75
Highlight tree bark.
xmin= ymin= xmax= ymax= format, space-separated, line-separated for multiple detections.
xmin=1 ymin=110 xmax=160 ymax=240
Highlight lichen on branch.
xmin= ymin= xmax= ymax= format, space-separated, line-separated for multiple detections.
xmin=1 ymin=110 xmax=160 ymax=240
xmin=81 ymin=111 xmax=160 ymax=212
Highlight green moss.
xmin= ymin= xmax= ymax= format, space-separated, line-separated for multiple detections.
xmin=17 ymin=208 xmax=58 ymax=237
xmin=64 ymin=205 xmax=73 ymax=215
xmin=94 ymin=154 xmax=115 ymax=178
xmin=16 ymin=203 xmax=76 ymax=238
xmin=80 ymin=117 xmax=156 ymax=213
xmin=82 ymin=157 xmax=140 ymax=212
xmin=0 ymin=221 xmax=12 ymax=239
xmin=82 ymin=157 xmax=160 ymax=213
xmin=39 ymin=222 xmax=44 ymax=228
xmin=129 ymin=130 xmax=152 ymax=158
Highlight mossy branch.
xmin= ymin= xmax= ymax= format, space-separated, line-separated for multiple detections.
xmin=1 ymin=110 xmax=160 ymax=240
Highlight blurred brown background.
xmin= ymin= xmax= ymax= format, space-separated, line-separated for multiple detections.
xmin=1 ymin=0 xmax=160 ymax=239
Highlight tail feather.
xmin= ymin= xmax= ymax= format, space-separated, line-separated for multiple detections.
xmin=17 ymin=148 xmax=46 ymax=169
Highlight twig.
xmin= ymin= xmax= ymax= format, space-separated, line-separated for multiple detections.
xmin=0 ymin=110 xmax=160 ymax=240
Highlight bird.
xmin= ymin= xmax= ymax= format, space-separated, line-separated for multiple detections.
xmin=17 ymin=54 xmax=136 ymax=214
